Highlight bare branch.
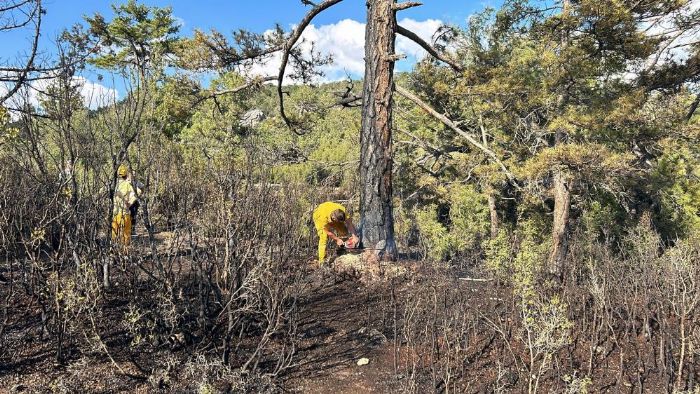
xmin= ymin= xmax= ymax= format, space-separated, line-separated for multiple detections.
xmin=277 ymin=0 xmax=343 ymax=132
xmin=396 ymin=25 xmax=463 ymax=72
xmin=385 ymin=53 xmax=407 ymax=62
xmin=0 ymin=0 xmax=42 ymax=105
xmin=201 ymin=76 xmax=276 ymax=103
xmin=395 ymin=84 xmax=517 ymax=185
xmin=186 ymin=75 xmax=276 ymax=114
xmin=334 ymin=94 xmax=362 ymax=108
xmin=392 ymin=1 xmax=422 ymax=11
xmin=0 ymin=0 xmax=33 ymax=14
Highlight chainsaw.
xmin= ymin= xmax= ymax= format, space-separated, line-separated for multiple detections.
xmin=339 ymin=238 xmax=384 ymax=254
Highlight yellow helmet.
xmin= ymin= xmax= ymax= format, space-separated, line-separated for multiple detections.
xmin=117 ymin=164 xmax=129 ymax=177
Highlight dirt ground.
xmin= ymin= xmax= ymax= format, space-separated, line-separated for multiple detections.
xmin=0 ymin=259 xmax=415 ymax=393
xmin=285 ymin=271 xmax=400 ymax=393
xmin=0 ymin=239 xmax=676 ymax=393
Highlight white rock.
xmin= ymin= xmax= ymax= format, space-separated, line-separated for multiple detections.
xmin=356 ymin=357 xmax=370 ymax=366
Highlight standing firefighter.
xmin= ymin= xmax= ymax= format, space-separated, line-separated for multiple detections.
xmin=312 ymin=201 xmax=360 ymax=265
xmin=112 ymin=164 xmax=137 ymax=246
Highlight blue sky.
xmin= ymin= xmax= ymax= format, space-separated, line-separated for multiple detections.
xmin=39 ymin=0 xmax=483 ymax=36
xmin=1 ymin=0 xmax=497 ymax=108
xmin=4 ymin=0 xmax=489 ymax=56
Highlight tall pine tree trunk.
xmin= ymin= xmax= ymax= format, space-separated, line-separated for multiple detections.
xmin=359 ymin=0 xmax=397 ymax=259
xmin=547 ymin=0 xmax=573 ymax=278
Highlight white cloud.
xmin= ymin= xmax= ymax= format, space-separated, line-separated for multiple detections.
xmin=174 ymin=16 xmax=186 ymax=29
xmin=396 ymin=18 xmax=444 ymax=61
xmin=75 ymin=77 xmax=119 ymax=109
xmin=1 ymin=76 xmax=118 ymax=116
xmin=244 ymin=18 xmax=443 ymax=84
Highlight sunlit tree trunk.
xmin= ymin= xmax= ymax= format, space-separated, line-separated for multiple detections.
xmin=548 ymin=169 xmax=570 ymax=276
xmin=488 ymin=191 xmax=499 ymax=239
xmin=548 ymin=0 xmax=573 ymax=277
xmin=359 ymin=0 xmax=397 ymax=259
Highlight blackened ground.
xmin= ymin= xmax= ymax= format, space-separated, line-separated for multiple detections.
xmin=0 ymin=256 xmax=685 ymax=393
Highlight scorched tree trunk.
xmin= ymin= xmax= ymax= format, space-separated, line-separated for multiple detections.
xmin=359 ymin=0 xmax=397 ymax=260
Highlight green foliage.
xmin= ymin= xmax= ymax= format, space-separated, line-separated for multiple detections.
xmin=517 ymin=144 xmax=633 ymax=187
xmin=513 ymin=219 xmax=550 ymax=294
xmin=449 ymin=184 xmax=491 ymax=250
xmin=86 ymin=0 xmax=180 ymax=72
xmin=580 ymin=198 xmax=628 ymax=244
xmin=39 ymin=78 xmax=85 ymax=118
xmin=563 ymin=374 xmax=593 ymax=394
xmin=415 ymin=204 xmax=451 ymax=261
xmin=397 ymin=2 xmax=699 ymax=294
xmin=653 ymin=138 xmax=700 ymax=238
xmin=415 ymin=184 xmax=491 ymax=261
xmin=153 ymin=75 xmax=199 ymax=137
xmin=485 ymin=228 xmax=512 ymax=278
xmin=0 ymin=107 xmax=17 ymax=149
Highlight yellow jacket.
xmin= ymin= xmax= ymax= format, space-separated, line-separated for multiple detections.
xmin=312 ymin=201 xmax=347 ymax=230
xmin=113 ymin=179 xmax=137 ymax=216
xmin=313 ymin=201 xmax=349 ymax=263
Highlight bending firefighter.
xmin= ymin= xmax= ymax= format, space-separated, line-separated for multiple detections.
xmin=112 ymin=164 xmax=138 ymax=246
xmin=312 ymin=201 xmax=359 ymax=265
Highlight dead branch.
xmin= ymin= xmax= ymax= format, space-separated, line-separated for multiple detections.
xmin=0 ymin=0 xmax=42 ymax=105
xmin=0 ymin=0 xmax=33 ymax=14
xmin=191 ymin=75 xmax=276 ymax=108
xmin=325 ymin=78 xmax=362 ymax=108
xmin=393 ymin=1 xmax=422 ymax=11
xmin=396 ymin=25 xmax=463 ymax=72
xmin=277 ymin=0 xmax=344 ymax=133
xmin=395 ymin=84 xmax=517 ymax=185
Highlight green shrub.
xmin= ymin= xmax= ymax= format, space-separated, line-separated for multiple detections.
xmin=415 ymin=204 xmax=451 ymax=261
xmin=414 ymin=184 xmax=491 ymax=262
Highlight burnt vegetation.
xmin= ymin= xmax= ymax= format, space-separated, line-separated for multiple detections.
xmin=2 ymin=0 xmax=700 ymax=392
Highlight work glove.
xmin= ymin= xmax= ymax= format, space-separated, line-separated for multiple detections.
xmin=345 ymin=235 xmax=359 ymax=249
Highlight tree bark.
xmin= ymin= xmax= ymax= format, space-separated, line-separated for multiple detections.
xmin=359 ymin=0 xmax=397 ymax=260
xmin=548 ymin=169 xmax=570 ymax=276
xmin=488 ymin=191 xmax=498 ymax=239
xmin=548 ymin=0 xmax=573 ymax=279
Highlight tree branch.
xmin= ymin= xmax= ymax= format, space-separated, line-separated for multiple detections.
xmin=189 ymin=75 xmax=276 ymax=111
xmin=1 ymin=0 xmax=42 ymax=105
xmin=395 ymin=84 xmax=517 ymax=185
xmin=277 ymin=0 xmax=343 ymax=133
xmin=203 ymin=76 xmax=275 ymax=102
xmin=686 ymin=92 xmax=700 ymax=123
xmin=0 ymin=0 xmax=33 ymax=14
xmin=198 ymin=30 xmax=282 ymax=67
xmin=392 ymin=1 xmax=422 ymax=11
xmin=396 ymin=127 xmax=452 ymax=157
xmin=396 ymin=25 xmax=463 ymax=72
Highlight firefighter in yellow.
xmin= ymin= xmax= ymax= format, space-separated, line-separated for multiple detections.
xmin=312 ymin=201 xmax=359 ymax=265
xmin=112 ymin=164 xmax=137 ymax=246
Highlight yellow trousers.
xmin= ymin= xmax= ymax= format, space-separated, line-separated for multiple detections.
xmin=314 ymin=221 xmax=348 ymax=264
xmin=111 ymin=213 xmax=132 ymax=246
